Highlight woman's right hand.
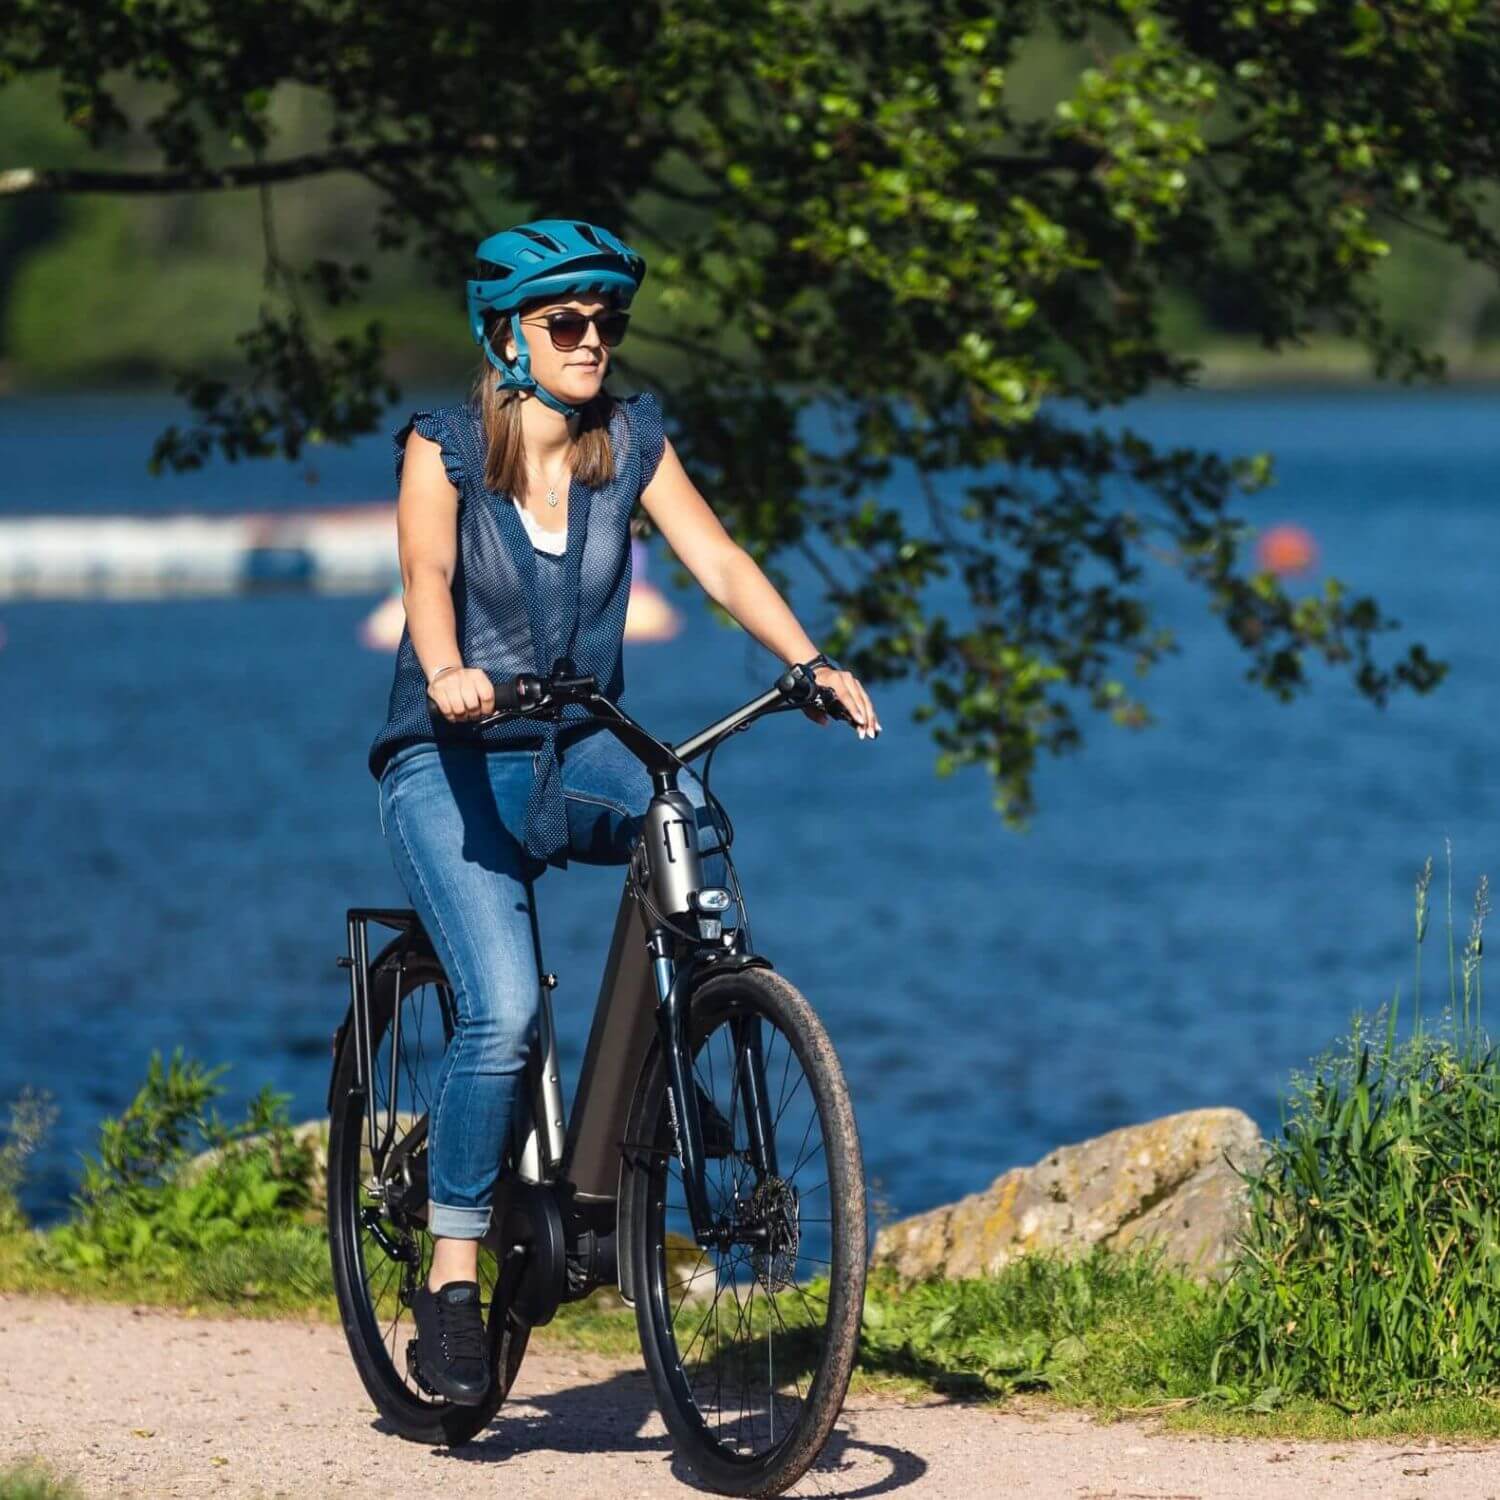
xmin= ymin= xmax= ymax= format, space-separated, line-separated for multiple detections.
xmin=426 ymin=667 xmax=496 ymax=722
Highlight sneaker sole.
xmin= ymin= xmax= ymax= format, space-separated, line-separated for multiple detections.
xmin=405 ymin=1337 xmax=490 ymax=1407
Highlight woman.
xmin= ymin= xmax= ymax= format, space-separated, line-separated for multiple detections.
xmin=367 ymin=218 xmax=881 ymax=1404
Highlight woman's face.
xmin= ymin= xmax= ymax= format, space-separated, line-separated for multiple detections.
xmin=503 ymin=295 xmax=613 ymax=408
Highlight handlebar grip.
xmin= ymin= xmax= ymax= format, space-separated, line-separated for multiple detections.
xmin=493 ymin=673 xmax=544 ymax=712
xmin=813 ymin=685 xmax=856 ymax=724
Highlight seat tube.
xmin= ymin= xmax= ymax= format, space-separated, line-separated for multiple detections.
xmin=521 ymin=881 xmax=564 ymax=1180
xmin=534 ymin=979 xmax=565 ymax=1175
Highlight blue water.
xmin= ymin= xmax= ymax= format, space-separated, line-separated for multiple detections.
xmin=4 ymin=387 xmax=1499 ymax=1227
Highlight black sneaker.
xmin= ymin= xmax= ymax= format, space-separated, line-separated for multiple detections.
xmin=407 ymin=1280 xmax=491 ymax=1405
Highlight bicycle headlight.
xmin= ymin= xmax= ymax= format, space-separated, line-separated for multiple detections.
xmin=690 ymin=887 xmax=731 ymax=941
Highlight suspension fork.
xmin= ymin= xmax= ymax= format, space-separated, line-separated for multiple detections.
xmin=647 ymin=931 xmax=716 ymax=1243
xmin=734 ymin=1012 xmax=780 ymax=1181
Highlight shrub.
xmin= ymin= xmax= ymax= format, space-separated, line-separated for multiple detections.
xmin=0 ymin=1089 xmax=56 ymax=1236
xmin=1214 ymin=855 xmax=1500 ymax=1409
xmin=41 ymin=1049 xmax=316 ymax=1275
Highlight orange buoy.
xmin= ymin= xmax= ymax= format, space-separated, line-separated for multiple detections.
xmin=1256 ymin=523 xmax=1318 ymax=576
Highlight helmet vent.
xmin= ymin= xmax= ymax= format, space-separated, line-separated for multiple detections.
xmin=516 ymin=227 xmax=564 ymax=253
xmin=574 ymin=222 xmax=607 ymax=252
xmin=474 ymin=258 xmax=512 ymax=279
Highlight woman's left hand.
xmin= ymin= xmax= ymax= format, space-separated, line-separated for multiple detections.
xmin=805 ymin=664 xmax=882 ymax=740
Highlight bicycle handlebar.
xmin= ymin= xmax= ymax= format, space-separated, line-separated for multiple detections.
xmin=468 ymin=658 xmax=858 ymax=767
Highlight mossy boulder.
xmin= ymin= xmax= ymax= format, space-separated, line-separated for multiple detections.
xmin=872 ymin=1108 xmax=1264 ymax=1283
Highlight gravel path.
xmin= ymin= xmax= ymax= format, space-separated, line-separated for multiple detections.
xmin=4 ymin=1293 xmax=1499 ymax=1499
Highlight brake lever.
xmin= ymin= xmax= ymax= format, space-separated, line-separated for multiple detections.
xmin=812 ymin=686 xmax=857 ymax=726
xmin=777 ymin=661 xmax=858 ymax=727
xmin=472 ymin=696 xmax=559 ymax=730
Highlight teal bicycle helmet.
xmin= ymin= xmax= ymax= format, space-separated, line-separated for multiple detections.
xmin=467 ymin=219 xmax=647 ymax=418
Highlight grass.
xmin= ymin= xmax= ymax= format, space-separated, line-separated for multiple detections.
xmin=6 ymin=847 xmax=1500 ymax=1443
xmin=0 ymin=1462 xmax=83 ymax=1500
xmin=0 ymin=1222 xmax=337 ymax=1319
xmin=1212 ymin=853 xmax=1500 ymax=1415
xmin=539 ymin=1253 xmax=1500 ymax=1441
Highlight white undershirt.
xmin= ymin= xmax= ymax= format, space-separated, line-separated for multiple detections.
xmin=511 ymin=497 xmax=567 ymax=556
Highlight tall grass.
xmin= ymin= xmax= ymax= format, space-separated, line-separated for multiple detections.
xmin=0 ymin=1089 xmax=55 ymax=1235
xmin=1213 ymin=845 xmax=1500 ymax=1410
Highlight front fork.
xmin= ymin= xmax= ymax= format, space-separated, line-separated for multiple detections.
xmin=647 ymin=929 xmax=780 ymax=1246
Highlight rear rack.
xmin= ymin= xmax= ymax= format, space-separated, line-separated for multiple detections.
xmin=337 ymin=907 xmax=427 ymax=1172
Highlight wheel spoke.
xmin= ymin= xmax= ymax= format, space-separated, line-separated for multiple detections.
xmin=334 ymin=960 xmax=509 ymax=1419
xmin=646 ymin=986 xmax=861 ymax=1469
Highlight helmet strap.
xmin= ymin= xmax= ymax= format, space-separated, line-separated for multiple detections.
xmin=483 ymin=311 xmax=581 ymax=419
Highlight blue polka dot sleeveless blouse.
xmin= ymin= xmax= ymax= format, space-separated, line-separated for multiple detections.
xmin=368 ymin=391 xmax=666 ymax=869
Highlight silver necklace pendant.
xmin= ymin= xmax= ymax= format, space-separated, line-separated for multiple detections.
xmin=546 ymin=486 xmax=558 ymax=508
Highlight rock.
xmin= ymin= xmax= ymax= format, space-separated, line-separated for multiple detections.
xmin=871 ymin=1107 xmax=1264 ymax=1283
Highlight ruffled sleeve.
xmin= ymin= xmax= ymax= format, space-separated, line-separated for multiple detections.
xmin=392 ymin=408 xmax=466 ymax=494
xmin=624 ymin=390 xmax=666 ymax=492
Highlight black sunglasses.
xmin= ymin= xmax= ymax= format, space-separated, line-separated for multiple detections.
xmin=519 ymin=309 xmax=630 ymax=351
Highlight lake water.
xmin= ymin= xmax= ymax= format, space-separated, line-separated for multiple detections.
xmin=4 ymin=386 xmax=1500 ymax=1227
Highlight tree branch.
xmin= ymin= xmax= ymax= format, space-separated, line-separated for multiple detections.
xmin=0 ymin=136 xmax=498 ymax=198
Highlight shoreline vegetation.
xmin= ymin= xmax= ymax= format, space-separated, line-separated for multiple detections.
xmin=6 ymin=850 xmax=1500 ymax=1446
xmin=9 ymin=336 xmax=1500 ymax=400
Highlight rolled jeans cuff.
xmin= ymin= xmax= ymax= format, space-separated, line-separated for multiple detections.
xmin=428 ymin=1200 xmax=492 ymax=1239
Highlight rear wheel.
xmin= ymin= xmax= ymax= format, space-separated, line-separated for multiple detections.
xmin=326 ymin=946 xmax=529 ymax=1446
xmin=627 ymin=966 xmax=866 ymax=1497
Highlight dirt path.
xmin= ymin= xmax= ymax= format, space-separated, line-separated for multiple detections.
xmin=3 ymin=1293 xmax=1499 ymax=1499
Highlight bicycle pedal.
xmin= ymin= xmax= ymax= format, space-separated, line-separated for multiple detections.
xmin=405 ymin=1338 xmax=440 ymax=1398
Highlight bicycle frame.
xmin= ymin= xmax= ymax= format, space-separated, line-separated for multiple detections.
xmin=333 ymin=661 xmax=828 ymax=1307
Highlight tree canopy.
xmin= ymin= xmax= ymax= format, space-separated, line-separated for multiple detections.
xmin=4 ymin=0 xmax=1481 ymax=821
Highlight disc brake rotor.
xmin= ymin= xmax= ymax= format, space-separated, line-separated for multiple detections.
xmin=745 ymin=1176 xmax=800 ymax=1291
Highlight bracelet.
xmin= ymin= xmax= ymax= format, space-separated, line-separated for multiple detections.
xmin=802 ymin=652 xmax=841 ymax=675
xmin=427 ymin=663 xmax=463 ymax=688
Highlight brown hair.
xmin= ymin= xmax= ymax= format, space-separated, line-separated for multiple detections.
xmin=468 ymin=299 xmax=620 ymax=499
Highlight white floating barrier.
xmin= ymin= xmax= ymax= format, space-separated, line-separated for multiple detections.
xmin=0 ymin=508 xmax=683 ymax=645
xmin=0 ymin=505 xmax=399 ymax=600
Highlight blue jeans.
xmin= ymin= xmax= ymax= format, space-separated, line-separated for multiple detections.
xmin=377 ymin=723 xmax=728 ymax=1238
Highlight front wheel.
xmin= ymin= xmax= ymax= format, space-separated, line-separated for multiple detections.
xmin=626 ymin=966 xmax=866 ymax=1497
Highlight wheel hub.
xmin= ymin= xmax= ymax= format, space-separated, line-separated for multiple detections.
xmin=745 ymin=1176 xmax=800 ymax=1290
